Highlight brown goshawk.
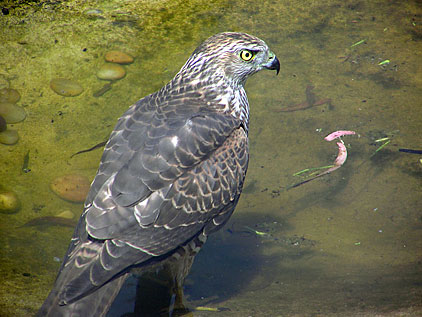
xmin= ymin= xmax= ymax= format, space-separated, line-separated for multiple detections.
xmin=38 ymin=32 xmax=280 ymax=316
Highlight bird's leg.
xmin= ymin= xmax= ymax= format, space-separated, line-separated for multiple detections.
xmin=167 ymin=252 xmax=197 ymax=316
xmin=132 ymin=267 xmax=191 ymax=316
xmin=169 ymin=276 xmax=191 ymax=316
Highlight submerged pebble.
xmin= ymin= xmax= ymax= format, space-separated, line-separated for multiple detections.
xmin=84 ymin=9 xmax=104 ymax=20
xmin=105 ymin=51 xmax=134 ymax=64
xmin=0 ymin=102 xmax=26 ymax=123
xmin=85 ymin=9 xmax=103 ymax=15
xmin=56 ymin=210 xmax=75 ymax=219
xmin=0 ymin=88 xmax=21 ymax=104
xmin=97 ymin=64 xmax=126 ymax=80
xmin=0 ymin=129 xmax=19 ymax=145
xmin=50 ymin=78 xmax=84 ymax=97
xmin=0 ymin=115 xmax=6 ymax=132
xmin=0 ymin=190 xmax=20 ymax=213
xmin=50 ymin=174 xmax=90 ymax=203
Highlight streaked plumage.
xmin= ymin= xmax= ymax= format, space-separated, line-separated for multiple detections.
xmin=38 ymin=32 xmax=279 ymax=316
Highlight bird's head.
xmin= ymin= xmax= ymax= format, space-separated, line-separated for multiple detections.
xmin=180 ymin=32 xmax=280 ymax=87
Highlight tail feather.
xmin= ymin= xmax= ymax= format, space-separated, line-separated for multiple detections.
xmin=37 ymin=273 xmax=129 ymax=317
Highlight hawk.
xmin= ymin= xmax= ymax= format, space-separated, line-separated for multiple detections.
xmin=38 ymin=32 xmax=280 ymax=316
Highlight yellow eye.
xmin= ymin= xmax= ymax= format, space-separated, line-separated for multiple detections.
xmin=240 ymin=50 xmax=255 ymax=61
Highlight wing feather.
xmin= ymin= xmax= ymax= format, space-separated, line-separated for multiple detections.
xmin=56 ymin=92 xmax=248 ymax=304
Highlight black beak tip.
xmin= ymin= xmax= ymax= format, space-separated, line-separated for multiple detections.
xmin=266 ymin=56 xmax=280 ymax=75
xmin=274 ymin=56 xmax=280 ymax=75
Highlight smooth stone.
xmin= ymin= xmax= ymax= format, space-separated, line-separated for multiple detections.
xmin=0 ymin=129 xmax=19 ymax=145
xmin=50 ymin=78 xmax=84 ymax=97
xmin=56 ymin=210 xmax=75 ymax=219
xmin=0 ymin=102 xmax=26 ymax=123
xmin=97 ymin=64 xmax=126 ymax=80
xmin=50 ymin=174 xmax=90 ymax=203
xmin=0 ymin=88 xmax=21 ymax=103
xmin=85 ymin=9 xmax=103 ymax=15
xmin=0 ymin=190 xmax=20 ymax=213
xmin=0 ymin=115 xmax=6 ymax=132
xmin=105 ymin=51 xmax=134 ymax=64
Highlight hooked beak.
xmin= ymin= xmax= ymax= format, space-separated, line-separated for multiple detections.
xmin=264 ymin=52 xmax=280 ymax=75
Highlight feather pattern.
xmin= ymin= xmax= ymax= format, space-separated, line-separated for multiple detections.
xmin=38 ymin=32 xmax=279 ymax=316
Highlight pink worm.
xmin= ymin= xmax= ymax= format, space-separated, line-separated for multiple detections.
xmin=333 ymin=142 xmax=347 ymax=167
xmin=324 ymin=130 xmax=356 ymax=141
xmin=317 ymin=142 xmax=348 ymax=176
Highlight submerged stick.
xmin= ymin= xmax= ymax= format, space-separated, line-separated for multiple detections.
xmin=19 ymin=216 xmax=77 ymax=228
xmin=93 ymin=82 xmax=113 ymax=97
xmin=22 ymin=150 xmax=31 ymax=173
xmin=398 ymin=148 xmax=422 ymax=155
xmin=70 ymin=140 xmax=107 ymax=158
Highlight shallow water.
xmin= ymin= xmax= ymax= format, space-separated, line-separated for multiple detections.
xmin=0 ymin=0 xmax=421 ymax=316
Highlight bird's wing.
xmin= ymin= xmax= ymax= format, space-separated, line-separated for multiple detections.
xmin=55 ymin=94 xmax=249 ymax=305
